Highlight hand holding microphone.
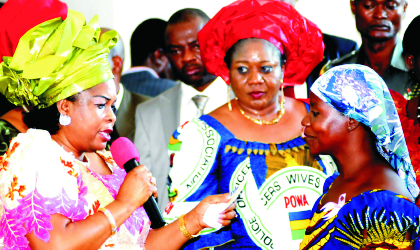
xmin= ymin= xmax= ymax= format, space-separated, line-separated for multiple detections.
xmin=110 ymin=137 xmax=166 ymax=229
xmin=115 ymin=163 xmax=157 ymax=211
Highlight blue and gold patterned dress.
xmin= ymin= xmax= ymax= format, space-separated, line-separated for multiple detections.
xmin=300 ymin=173 xmax=420 ymax=249
xmin=165 ymin=109 xmax=337 ymax=249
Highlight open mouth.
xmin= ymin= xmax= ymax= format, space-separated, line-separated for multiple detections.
xmin=303 ymin=132 xmax=315 ymax=139
xmin=99 ymin=130 xmax=112 ymax=141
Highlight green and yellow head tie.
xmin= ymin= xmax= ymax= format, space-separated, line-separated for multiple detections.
xmin=0 ymin=9 xmax=118 ymax=109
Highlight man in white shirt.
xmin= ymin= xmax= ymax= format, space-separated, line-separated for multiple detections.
xmin=134 ymin=8 xmax=231 ymax=211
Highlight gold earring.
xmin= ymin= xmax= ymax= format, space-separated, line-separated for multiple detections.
xmin=228 ymin=85 xmax=232 ymax=111
xmin=348 ymin=126 xmax=351 ymax=130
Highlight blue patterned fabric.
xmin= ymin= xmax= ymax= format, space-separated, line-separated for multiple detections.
xmin=311 ymin=64 xmax=419 ymax=199
xmin=165 ymin=104 xmax=337 ymax=249
xmin=300 ymin=174 xmax=420 ymax=250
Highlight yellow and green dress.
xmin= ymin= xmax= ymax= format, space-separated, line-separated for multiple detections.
xmin=165 ymin=110 xmax=337 ymax=250
xmin=300 ymin=173 xmax=420 ymax=249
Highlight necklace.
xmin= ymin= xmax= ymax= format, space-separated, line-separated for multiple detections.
xmin=236 ymin=96 xmax=285 ymax=125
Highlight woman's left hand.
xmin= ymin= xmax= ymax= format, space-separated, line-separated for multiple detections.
xmin=185 ymin=193 xmax=237 ymax=233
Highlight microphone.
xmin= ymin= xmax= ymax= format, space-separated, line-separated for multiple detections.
xmin=110 ymin=137 xmax=166 ymax=229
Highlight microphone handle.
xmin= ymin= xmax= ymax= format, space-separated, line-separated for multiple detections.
xmin=143 ymin=196 xmax=167 ymax=229
xmin=124 ymin=158 xmax=166 ymax=229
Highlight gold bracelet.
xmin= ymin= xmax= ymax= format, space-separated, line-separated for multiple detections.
xmin=98 ymin=207 xmax=117 ymax=236
xmin=179 ymin=214 xmax=200 ymax=239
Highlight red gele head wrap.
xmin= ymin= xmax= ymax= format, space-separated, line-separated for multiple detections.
xmin=198 ymin=0 xmax=324 ymax=86
xmin=0 ymin=0 xmax=68 ymax=63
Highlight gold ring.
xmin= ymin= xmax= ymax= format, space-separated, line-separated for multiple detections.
xmin=150 ymin=177 xmax=156 ymax=186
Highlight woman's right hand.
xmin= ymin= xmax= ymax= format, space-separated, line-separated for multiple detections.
xmin=115 ymin=165 xmax=158 ymax=211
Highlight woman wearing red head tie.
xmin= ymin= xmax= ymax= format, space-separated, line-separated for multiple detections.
xmin=165 ymin=0 xmax=336 ymax=249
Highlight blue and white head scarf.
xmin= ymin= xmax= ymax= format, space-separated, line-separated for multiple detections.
xmin=311 ymin=64 xmax=419 ymax=199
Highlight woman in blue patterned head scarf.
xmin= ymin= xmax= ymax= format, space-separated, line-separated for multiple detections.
xmin=300 ymin=64 xmax=420 ymax=250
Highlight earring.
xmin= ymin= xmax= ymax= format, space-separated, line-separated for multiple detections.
xmin=348 ymin=126 xmax=351 ymax=131
xmin=228 ymin=85 xmax=232 ymax=111
xmin=22 ymin=105 xmax=30 ymax=113
xmin=59 ymin=113 xmax=71 ymax=126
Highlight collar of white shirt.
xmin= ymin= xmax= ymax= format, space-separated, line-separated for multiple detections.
xmin=179 ymin=76 xmax=228 ymax=125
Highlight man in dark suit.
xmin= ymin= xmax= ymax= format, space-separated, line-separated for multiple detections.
xmin=101 ymin=28 xmax=150 ymax=143
xmin=306 ymin=34 xmax=359 ymax=88
xmin=121 ymin=19 xmax=176 ymax=97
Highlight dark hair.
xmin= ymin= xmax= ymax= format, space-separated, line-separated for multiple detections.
xmin=223 ymin=38 xmax=286 ymax=69
xmin=23 ymin=94 xmax=79 ymax=135
xmin=167 ymin=8 xmax=210 ymax=25
xmin=360 ymin=122 xmax=390 ymax=163
xmin=403 ymin=15 xmax=420 ymax=57
xmin=0 ymin=94 xmax=17 ymax=117
xmin=130 ymin=19 xmax=167 ymax=67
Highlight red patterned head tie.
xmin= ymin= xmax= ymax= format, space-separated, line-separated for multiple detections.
xmin=198 ymin=0 xmax=324 ymax=86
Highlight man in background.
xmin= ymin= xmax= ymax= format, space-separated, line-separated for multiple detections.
xmin=121 ymin=19 xmax=176 ymax=97
xmin=134 ymin=8 xmax=231 ymax=210
xmin=324 ymin=0 xmax=411 ymax=97
xmin=101 ymin=28 xmax=150 ymax=142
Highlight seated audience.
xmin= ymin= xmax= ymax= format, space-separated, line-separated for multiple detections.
xmin=121 ymin=19 xmax=176 ymax=97
xmin=0 ymin=1 xmax=235 ymax=249
xmin=402 ymin=15 xmax=420 ymax=124
xmin=165 ymin=1 xmax=336 ymax=249
xmin=323 ymin=0 xmax=413 ymax=97
xmin=300 ymin=64 xmax=420 ymax=249
xmin=134 ymin=8 xmax=231 ymax=211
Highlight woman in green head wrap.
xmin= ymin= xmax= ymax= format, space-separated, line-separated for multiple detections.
xmin=0 ymin=1 xmax=236 ymax=249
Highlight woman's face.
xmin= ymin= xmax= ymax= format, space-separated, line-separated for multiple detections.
xmin=301 ymin=92 xmax=349 ymax=155
xmin=229 ymin=38 xmax=282 ymax=110
xmin=65 ymin=80 xmax=117 ymax=152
